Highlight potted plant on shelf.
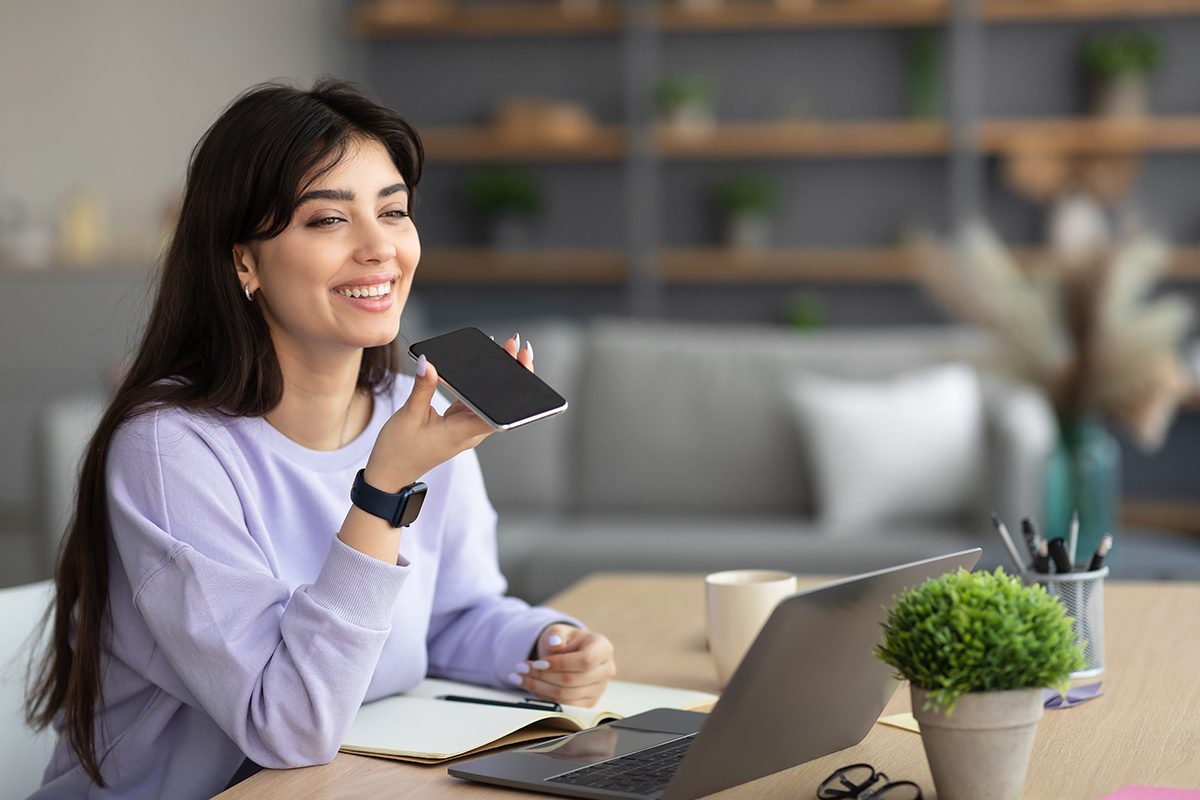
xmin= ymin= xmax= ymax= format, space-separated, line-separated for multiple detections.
xmin=876 ymin=568 xmax=1086 ymax=800
xmin=1081 ymin=30 xmax=1163 ymax=118
xmin=463 ymin=167 xmax=542 ymax=250
xmin=712 ymin=174 xmax=780 ymax=252
xmin=654 ymin=75 xmax=716 ymax=140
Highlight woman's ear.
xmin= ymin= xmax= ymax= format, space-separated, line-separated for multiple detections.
xmin=232 ymin=244 xmax=257 ymax=292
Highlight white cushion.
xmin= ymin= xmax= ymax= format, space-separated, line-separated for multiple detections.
xmin=785 ymin=363 xmax=985 ymax=527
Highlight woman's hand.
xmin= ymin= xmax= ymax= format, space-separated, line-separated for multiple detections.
xmin=364 ymin=335 xmax=530 ymax=491
xmin=511 ymin=624 xmax=617 ymax=708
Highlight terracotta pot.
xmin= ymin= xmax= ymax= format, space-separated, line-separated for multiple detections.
xmin=911 ymin=686 xmax=1044 ymax=800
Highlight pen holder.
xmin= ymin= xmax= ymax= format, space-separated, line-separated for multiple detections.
xmin=1023 ymin=566 xmax=1108 ymax=679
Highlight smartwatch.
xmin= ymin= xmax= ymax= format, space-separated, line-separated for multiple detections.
xmin=350 ymin=469 xmax=427 ymax=527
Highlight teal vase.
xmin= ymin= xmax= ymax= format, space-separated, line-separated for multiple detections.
xmin=1043 ymin=418 xmax=1121 ymax=569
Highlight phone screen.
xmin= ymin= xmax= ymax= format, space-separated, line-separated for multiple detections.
xmin=408 ymin=327 xmax=568 ymax=429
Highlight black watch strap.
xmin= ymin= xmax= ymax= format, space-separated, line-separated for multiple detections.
xmin=350 ymin=469 xmax=427 ymax=528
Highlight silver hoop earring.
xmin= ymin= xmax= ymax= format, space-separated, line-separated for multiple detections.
xmin=242 ymin=283 xmax=254 ymax=302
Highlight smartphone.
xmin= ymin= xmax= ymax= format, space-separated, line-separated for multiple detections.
xmin=408 ymin=327 xmax=568 ymax=431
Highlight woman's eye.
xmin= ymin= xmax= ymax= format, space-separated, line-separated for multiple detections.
xmin=383 ymin=209 xmax=410 ymax=219
xmin=307 ymin=216 xmax=344 ymax=228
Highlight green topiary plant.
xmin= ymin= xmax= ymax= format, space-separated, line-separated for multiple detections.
xmin=875 ymin=568 xmax=1086 ymax=715
xmin=654 ymin=75 xmax=715 ymax=117
xmin=712 ymin=174 xmax=780 ymax=218
xmin=1081 ymin=31 xmax=1163 ymax=79
xmin=464 ymin=167 xmax=542 ymax=219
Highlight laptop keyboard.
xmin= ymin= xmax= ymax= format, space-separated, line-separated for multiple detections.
xmin=545 ymin=733 xmax=697 ymax=796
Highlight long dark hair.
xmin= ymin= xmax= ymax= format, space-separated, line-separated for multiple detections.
xmin=25 ymin=78 xmax=423 ymax=786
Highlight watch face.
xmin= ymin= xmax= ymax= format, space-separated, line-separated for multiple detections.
xmin=398 ymin=483 xmax=427 ymax=527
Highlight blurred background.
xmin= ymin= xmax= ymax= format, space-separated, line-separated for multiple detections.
xmin=2 ymin=0 xmax=1199 ymax=597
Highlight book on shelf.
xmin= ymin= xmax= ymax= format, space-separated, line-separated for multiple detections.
xmin=341 ymin=677 xmax=717 ymax=764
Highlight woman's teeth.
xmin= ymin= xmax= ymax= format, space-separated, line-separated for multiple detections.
xmin=335 ymin=281 xmax=392 ymax=299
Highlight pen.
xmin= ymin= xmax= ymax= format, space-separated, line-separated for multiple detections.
xmin=438 ymin=695 xmax=563 ymax=713
xmin=1067 ymin=510 xmax=1080 ymax=566
xmin=991 ymin=512 xmax=1028 ymax=573
xmin=1020 ymin=518 xmax=1040 ymax=563
xmin=1088 ymin=533 xmax=1113 ymax=572
xmin=1047 ymin=537 xmax=1072 ymax=574
xmin=1032 ymin=539 xmax=1050 ymax=574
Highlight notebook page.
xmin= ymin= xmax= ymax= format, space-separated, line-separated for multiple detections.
xmin=342 ymin=678 xmax=717 ymax=761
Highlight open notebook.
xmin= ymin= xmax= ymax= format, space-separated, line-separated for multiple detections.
xmin=341 ymin=677 xmax=717 ymax=764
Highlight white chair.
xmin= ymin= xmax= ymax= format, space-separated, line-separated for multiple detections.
xmin=0 ymin=580 xmax=57 ymax=797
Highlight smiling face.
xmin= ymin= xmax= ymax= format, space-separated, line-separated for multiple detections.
xmin=234 ymin=136 xmax=420 ymax=367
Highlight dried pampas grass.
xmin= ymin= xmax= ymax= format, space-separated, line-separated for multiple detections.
xmin=914 ymin=222 xmax=1194 ymax=451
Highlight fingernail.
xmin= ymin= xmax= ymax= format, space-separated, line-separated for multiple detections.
xmin=416 ymin=354 xmax=427 ymax=377
xmin=532 ymin=659 xmax=551 ymax=670
xmin=513 ymin=332 xmax=521 ymax=350
xmin=507 ymin=672 xmax=523 ymax=686
xmin=524 ymin=340 xmax=534 ymax=359
xmin=547 ymin=634 xmax=563 ymax=647
xmin=515 ymin=662 xmax=531 ymax=674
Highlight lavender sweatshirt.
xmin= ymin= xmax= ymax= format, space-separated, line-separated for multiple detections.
xmin=34 ymin=376 xmax=578 ymax=799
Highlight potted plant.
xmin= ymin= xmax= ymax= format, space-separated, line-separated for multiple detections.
xmin=464 ymin=167 xmax=542 ymax=250
xmin=654 ymin=75 xmax=716 ymax=140
xmin=1081 ymin=30 xmax=1163 ymax=118
xmin=712 ymin=174 xmax=779 ymax=251
xmin=876 ymin=568 xmax=1085 ymax=800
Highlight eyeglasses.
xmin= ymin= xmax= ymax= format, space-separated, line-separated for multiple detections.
xmin=817 ymin=763 xmax=923 ymax=800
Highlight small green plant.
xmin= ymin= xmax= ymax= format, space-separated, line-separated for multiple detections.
xmin=875 ymin=568 xmax=1085 ymax=715
xmin=654 ymin=75 xmax=715 ymax=116
xmin=712 ymin=174 xmax=779 ymax=217
xmin=1081 ymin=31 xmax=1163 ymax=79
xmin=464 ymin=167 xmax=541 ymax=218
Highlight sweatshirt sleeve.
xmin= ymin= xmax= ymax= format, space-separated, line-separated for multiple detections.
xmin=106 ymin=409 xmax=409 ymax=768
xmin=424 ymin=449 xmax=582 ymax=687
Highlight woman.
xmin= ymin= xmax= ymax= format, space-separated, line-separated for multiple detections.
xmin=26 ymin=78 xmax=615 ymax=798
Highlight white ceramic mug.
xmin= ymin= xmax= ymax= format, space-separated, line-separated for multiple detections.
xmin=705 ymin=569 xmax=797 ymax=688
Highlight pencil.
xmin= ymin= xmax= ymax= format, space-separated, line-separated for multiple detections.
xmin=1067 ymin=510 xmax=1080 ymax=567
xmin=991 ymin=513 xmax=1028 ymax=573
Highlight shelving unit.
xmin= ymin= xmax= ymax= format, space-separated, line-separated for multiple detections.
xmin=356 ymin=0 xmax=1200 ymax=301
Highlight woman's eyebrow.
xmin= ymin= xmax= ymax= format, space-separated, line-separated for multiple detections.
xmin=297 ymin=183 xmax=409 ymax=206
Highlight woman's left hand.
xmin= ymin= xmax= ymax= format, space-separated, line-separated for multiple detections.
xmin=511 ymin=624 xmax=616 ymax=708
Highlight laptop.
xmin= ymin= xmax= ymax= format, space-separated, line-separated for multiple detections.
xmin=449 ymin=548 xmax=981 ymax=799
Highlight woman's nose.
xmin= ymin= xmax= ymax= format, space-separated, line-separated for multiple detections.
xmin=353 ymin=221 xmax=398 ymax=264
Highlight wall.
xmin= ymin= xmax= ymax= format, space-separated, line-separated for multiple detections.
xmin=0 ymin=0 xmax=352 ymax=581
xmin=0 ymin=0 xmax=353 ymax=262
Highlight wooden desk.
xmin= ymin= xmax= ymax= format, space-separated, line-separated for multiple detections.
xmin=218 ymin=574 xmax=1200 ymax=799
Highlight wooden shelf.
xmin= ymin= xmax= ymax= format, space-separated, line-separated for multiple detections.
xmin=661 ymin=247 xmax=916 ymax=281
xmin=981 ymin=116 xmax=1200 ymax=156
xmin=656 ymin=0 xmax=947 ymax=30
xmin=417 ymin=244 xmax=1200 ymax=284
xmin=422 ymin=116 xmax=1200 ymax=161
xmin=1010 ymin=246 xmax=1200 ymax=280
xmin=417 ymin=248 xmax=627 ymax=283
xmin=658 ymin=120 xmax=949 ymax=158
xmin=351 ymin=1 xmax=623 ymax=37
xmin=983 ymin=0 xmax=1200 ymax=22
xmin=421 ymin=125 xmax=626 ymax=162
xmin=1123 ymin=501 xmax=1200 ymax=535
